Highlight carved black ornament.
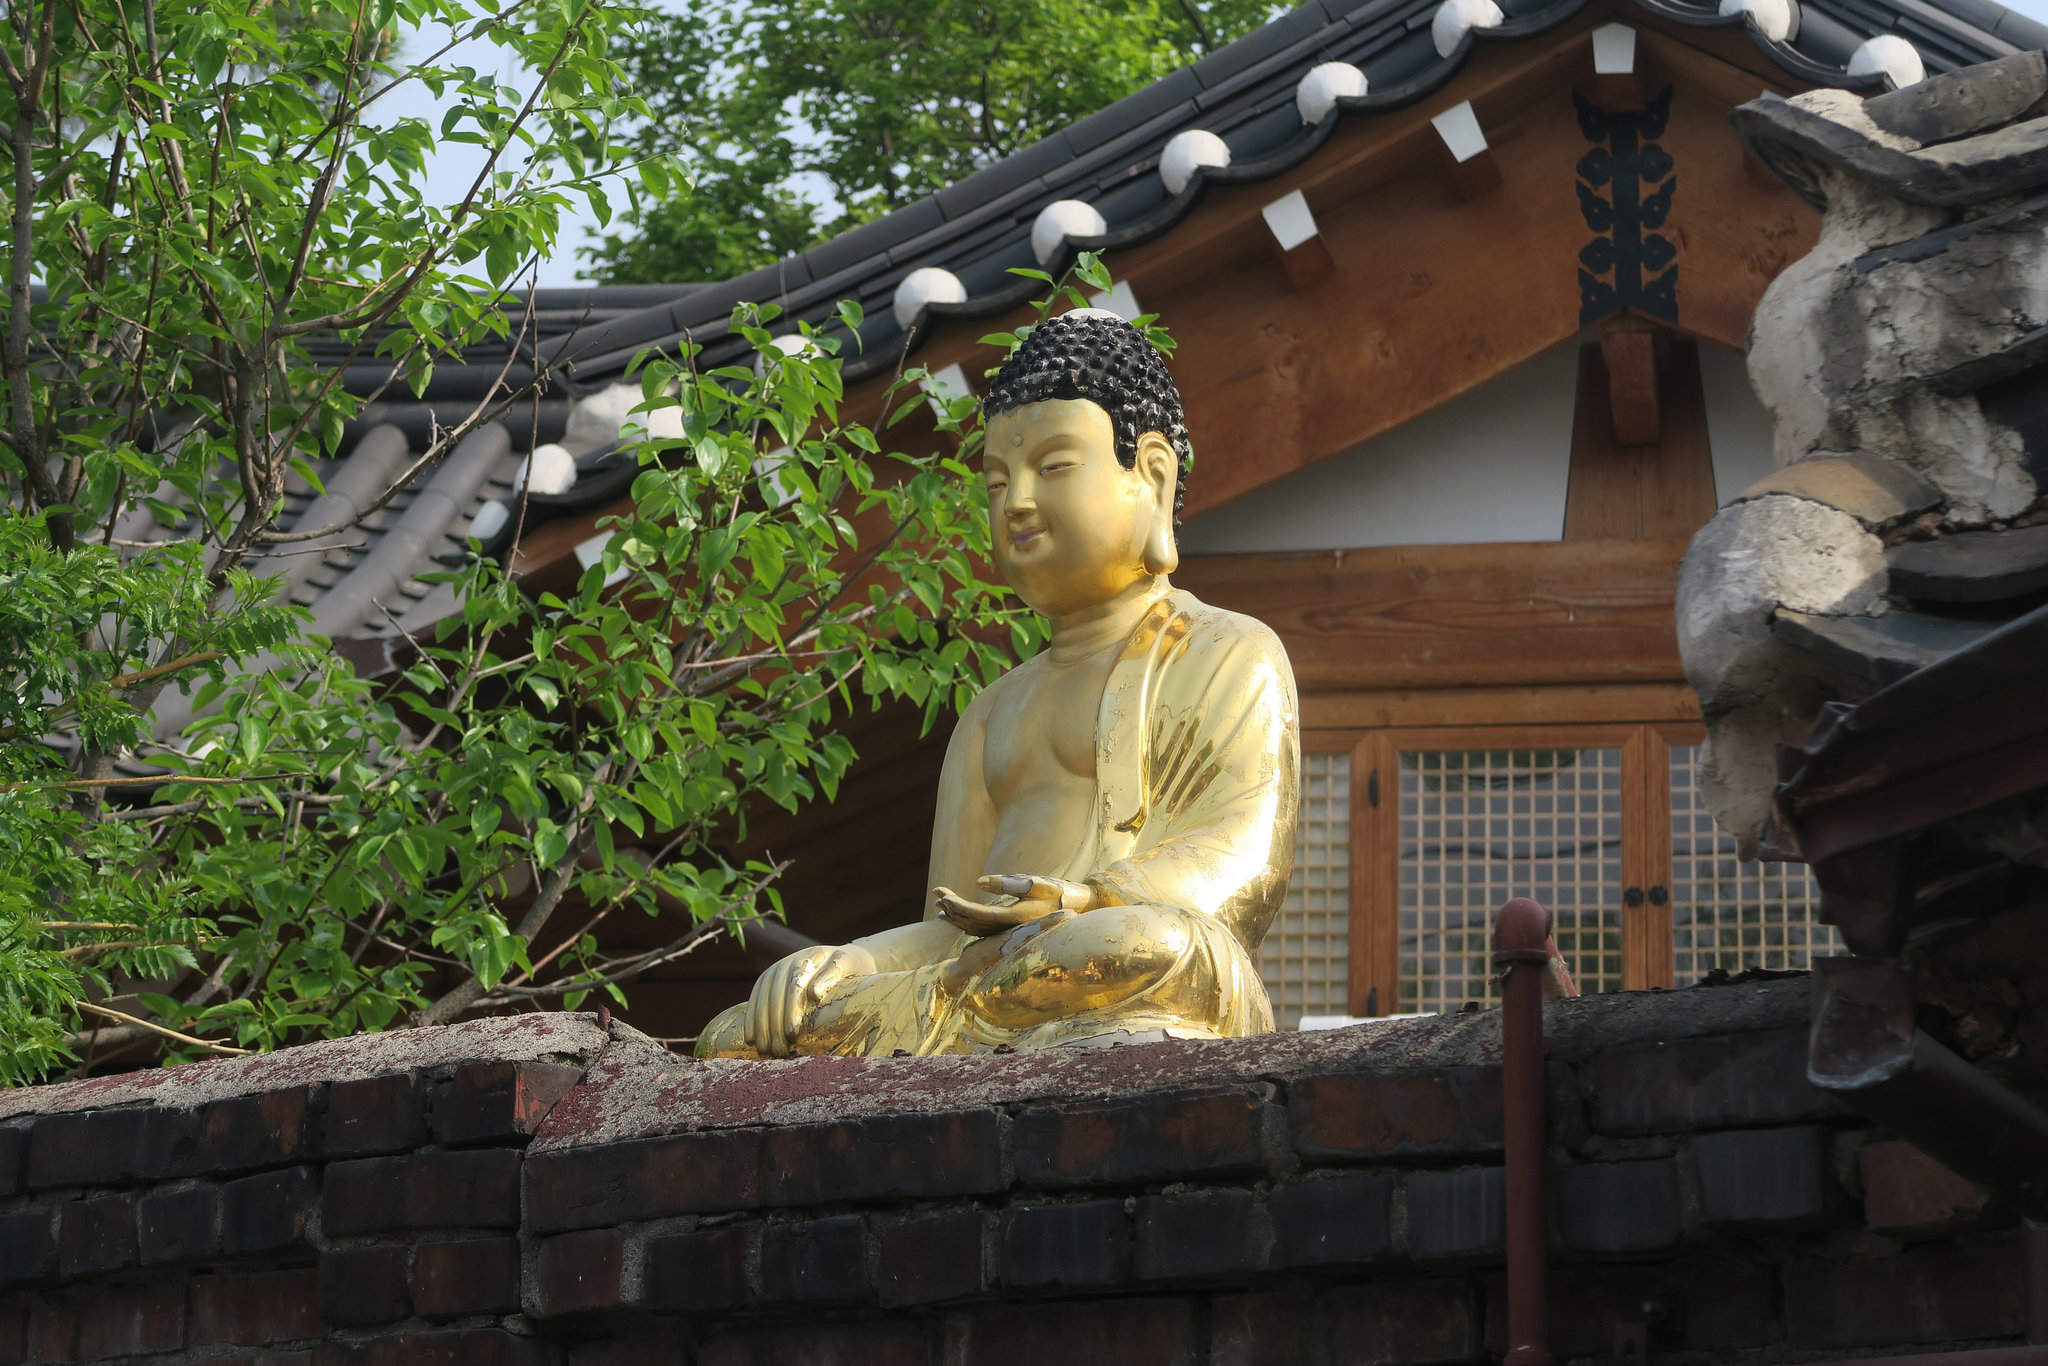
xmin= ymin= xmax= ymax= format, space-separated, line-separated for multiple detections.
xmin=1574 ymin=87 xmax=1678 ymax=325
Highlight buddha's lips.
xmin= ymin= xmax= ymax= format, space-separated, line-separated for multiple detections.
xmin=1008 ymin=526 xmax=1045 ymax=548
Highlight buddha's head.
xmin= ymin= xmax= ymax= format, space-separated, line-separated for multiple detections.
xmin=980 ymin=310 xmax=1190 ymax=618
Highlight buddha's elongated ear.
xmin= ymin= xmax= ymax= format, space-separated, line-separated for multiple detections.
xmin=1136 ymin=431 xmax=1179 ymax=576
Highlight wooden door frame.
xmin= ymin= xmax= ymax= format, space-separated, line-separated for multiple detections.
xmin=1347 ymin=721 xmax=1699 ymax=1015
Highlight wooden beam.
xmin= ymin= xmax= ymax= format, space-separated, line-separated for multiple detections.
xmin=1301 ymin=681 xmax=1701 ymax=731
xmin=1602 ymin=321 xmax=1662 ymax=444
xmin=1565 ymin=337 xmax=1717 ymax=541
xmin=1174 ymin=538 xmax=1688 ymax=692
xmin=1281 ymin=236 xmax=1336 ymax=290
xmin=1641 ymin=338 xmax=1718 ymax=539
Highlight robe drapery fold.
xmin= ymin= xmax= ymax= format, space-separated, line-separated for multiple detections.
xmin=709 ymin=589 xmax=1299 ymax=1058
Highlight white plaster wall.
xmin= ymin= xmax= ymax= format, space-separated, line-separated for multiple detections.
xmin=1697 ymin=341 xmax=1778 ymax=504
xmin=1178 ymin=341 xmax=1580 ymax=553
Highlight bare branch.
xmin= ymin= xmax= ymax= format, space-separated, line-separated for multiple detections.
xmin=74 ymin=1001 xmax=249 ymax=1055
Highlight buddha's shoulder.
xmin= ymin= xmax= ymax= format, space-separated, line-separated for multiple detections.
xmin=1164 ymin=588 xmax=1287 ymax=656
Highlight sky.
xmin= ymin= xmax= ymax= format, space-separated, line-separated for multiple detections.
xmin=387 ymin=0 xmax=2048 ymax=291
xmin=377 ymin=17 xmax=630 ymax=289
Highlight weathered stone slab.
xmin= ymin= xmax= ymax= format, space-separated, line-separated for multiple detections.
xmin=1734 ymin=455 xmax=1941 ymax=527
xmin=1864 ymin=51 xmax=2048 ymax=147
xmin=1888 ymin=523 xmax=2048 ymax=603
xmin=1773 ymin=608 xmax=2000 ymax=689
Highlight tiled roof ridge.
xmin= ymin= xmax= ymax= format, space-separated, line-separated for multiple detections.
xmin=530 ymin=0 xmax=2046 ymax=387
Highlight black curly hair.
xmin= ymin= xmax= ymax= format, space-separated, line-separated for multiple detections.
xmin=982 ymin=310 xmax=1191 ymax=519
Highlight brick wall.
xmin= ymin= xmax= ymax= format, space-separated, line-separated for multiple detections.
xmin=0 ymin=982 xmax=2031 ymax=1365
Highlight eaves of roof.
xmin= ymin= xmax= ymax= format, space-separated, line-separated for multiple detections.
xmin=521 ymin=0 xmax=2044 ymax=391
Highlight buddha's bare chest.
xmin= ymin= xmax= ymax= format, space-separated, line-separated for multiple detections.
xmin=981 ymin=652 xmax=1114 ymax=803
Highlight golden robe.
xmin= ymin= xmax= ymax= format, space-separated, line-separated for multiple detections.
xmin=705 ymin=589 xmax=1299 ymax=1057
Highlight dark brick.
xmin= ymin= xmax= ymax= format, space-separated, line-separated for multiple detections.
xmin=326 ymin=1074 xmax=429 ymax=1157
xmin=414 ymin=1237 xmax=523 ymax=1319
xmin=1859 ymin=1138 xmax=2004 ymax=1237
xmin=1591 ymin=1028 xmax=1841 ymax=1135
xmin=1556 ymin=1158 xmax=1682 ymax=1253
xmin=760 ymin=1214 xmax=869 ymax=1304
xmin=943 ymin=1297 xmax=1199 ymax=1366
xmin=341 ymin=1327 xmax=564 ymax=1366
xmin=1407 ymin=1167 xmax=1505 ymax=1260
xmin=56 ymin=1194 xmax=136 ymax=1276
xmin=646 ymin=1225 xmax=753 ymax=1314
xmin=762 ymin=1109 xmax=1002 ymax=1206
xmin=1214 ymin=1281 xmax=1479 ymax=1366
xmin=31 ymin=1282 xmax=185 ymax=1362
xmin=1136 ymin=1188 xmax=1264 ymax=1282
xmin=194 ymin=1087 xmax=318 ymax=1173
xmin=525 ymin=1130 xmax=760 ymax=1233
xmin=0 ymin=1211 xmax=53 ymax=1286
xmin=877 ymin=1211 xmax=984 ymax=1307
xmin=997 ymin=1199 xmax=1129 ymax=1291
xmin=319 ymin=1245 xmax=411 ymax=1327
xmin=1013 ymin=1087 xmax=1267 ymax=1188
xmin=1288 ymin=1068 xmax=1501 ymax=1161
xmin=140 ymin=1183 xmax=221 ymax=1264
xmin=434 ymin=1062 xmax=583 ymax=1146
xmin=1270 ymin=1173 xmax=1395 ymax=1268
xmin=223 ymin=1165 xmax=317 ymax=1254
xmin=190 ymin=1269 xmax=325 ymax=1351
xmin=1784 ymin=1236 xmax=2027 ymax=1349
xmin=0 ymin=1299 xmax=22 ymax=1366
xmin=0 ymin=1126 xmax=25 ymax=1198
xmin=703 ymin=1320 xmax=933 ymax=1366
xmin=189 ymin=1268 xmax=324 ymax=1347
xmin=25 ymin=1107 xmax=186 ymax=1188
xmin=536 ymin=1229 xmax=627 ymax=1316
xmin=1693 ymin=1125 xmax=1838 ymax=1228
xmin=1488 ymin=1259 xmax=1772 ymax=1356
xmin=324 ymin=1150 xmax=522 ymax=1234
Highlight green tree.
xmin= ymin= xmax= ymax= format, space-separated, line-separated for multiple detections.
xmin=584 ymin=0 xmax=1284 ymax=283
xmin=0 ymin=0 xmax=1042 ymax=1084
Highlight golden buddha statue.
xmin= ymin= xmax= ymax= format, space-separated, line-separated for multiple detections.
xmin=697 ymin=310 xmax=1299 ymax=1059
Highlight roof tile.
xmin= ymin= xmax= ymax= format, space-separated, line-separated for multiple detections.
xmin=1191 ymin=2 xmax=1346 ymax=90
xmin=801 ymin=198 xmax=947 ymax=283
xmin=936 ymin=135 xmax=1075 ymax=219
xmin=526 ymin=0 xmax=2032 ymax=389
xmin=1065 ymin=68 xmax=1205 ymax=155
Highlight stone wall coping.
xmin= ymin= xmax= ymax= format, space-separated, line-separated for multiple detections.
xmin=0 ymin=977 xmax=1808 ymax=1132
xmin=533 ymin=978 xmax=1807 ymax=1148
xmin=0 ymin=1013 xmax=607 ymax=1120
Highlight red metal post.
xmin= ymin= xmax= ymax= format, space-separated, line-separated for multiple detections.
xmin=1495 ymin=896 xmax=1554 ymax=1366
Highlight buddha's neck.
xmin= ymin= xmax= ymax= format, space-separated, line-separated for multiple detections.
xmin=1045 ymin=575 xmax=1170 ymax=663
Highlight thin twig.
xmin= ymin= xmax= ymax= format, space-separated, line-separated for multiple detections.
xmin=0 ymin=772 xmax=306 ymax=793
xmin=105 ymin=792 xmax=342 ymax=821
xmin=75 ymin=1001 xmax=248 ymax=1055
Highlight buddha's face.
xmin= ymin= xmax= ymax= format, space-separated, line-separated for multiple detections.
xmin=982 ymin=398 xmax=1177 ymax=618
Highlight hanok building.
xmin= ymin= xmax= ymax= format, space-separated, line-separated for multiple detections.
xmin=291 ymin=0 xmax=2047 ymax=1038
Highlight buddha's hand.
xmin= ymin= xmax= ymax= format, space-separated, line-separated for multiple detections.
xmin=933 ymin=874 xmax=1097 ymax=936
xmin=745 ymin=942 xmax=879 ymax=1058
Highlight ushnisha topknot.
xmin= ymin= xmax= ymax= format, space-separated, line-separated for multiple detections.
xmin=983 ymin=308 xmax=1191 ymax=519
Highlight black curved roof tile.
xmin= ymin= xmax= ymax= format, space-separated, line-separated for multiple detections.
xmin=515 ymin=0 xmax=2041 ymax=391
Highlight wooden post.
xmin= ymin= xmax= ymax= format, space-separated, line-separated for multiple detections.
xmin=1495 ymin=897 xmax=1555 ymax=1366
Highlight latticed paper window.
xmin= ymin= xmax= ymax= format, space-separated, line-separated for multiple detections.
xmin=1258 ymin=752 xmax=1350 ymax=1029
xmin=1669 ymin=743 xmax=1838 ymax=979
xmin=1396 ymin=748 xmax=1625 ymax=1012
